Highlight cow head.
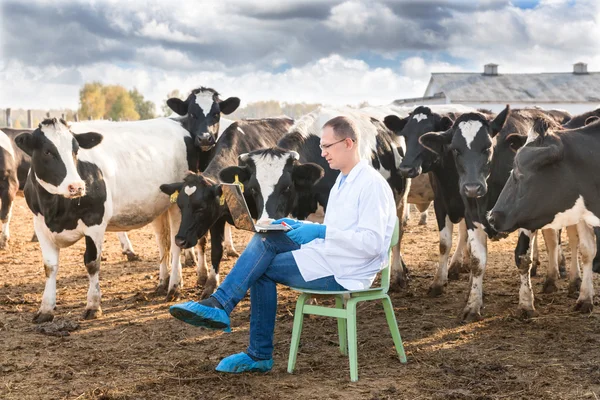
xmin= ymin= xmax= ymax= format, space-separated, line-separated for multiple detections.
xmin=219 ymin=148 xmax=324 ymax=223
xmin=420 ymin=106 xmax=509 ymax=198
xmin=160 ymin=173 xmax=226 ymax=249
xmin=488 ymin=131 xmax=567 ymax=233
xmin=167 ymin=87 xmax=240 ymax=150
xmin=383 ymin=106 xmax=454 ymax=178
xmin=14 ymin=118 xmax=102 ymax=198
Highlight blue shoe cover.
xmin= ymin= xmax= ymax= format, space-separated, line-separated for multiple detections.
xmin=169 ymin=301 xmax=231 ymax=332
xmin=215 ymin=352 xmax=274 ymax=373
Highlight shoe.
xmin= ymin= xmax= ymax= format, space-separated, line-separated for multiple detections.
xmin=169 ymin=301 xmax=231 ymax=332
xmin=215 ymin=352 xmax=274 ymax=373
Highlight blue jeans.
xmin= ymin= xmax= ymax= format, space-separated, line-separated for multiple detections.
xmin=212 ymin=232 xmax=346 ymax=360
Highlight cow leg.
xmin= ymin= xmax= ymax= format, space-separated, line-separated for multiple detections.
xmin=223 ymin=223 xmax=239 ymax=258
xmin=428 ymin=215 xmax=453 ymax=297
xmin=402 ymin=204 xmax=411 ymax=226
xmin=0 ymin=200 xmax=13 ymax=249
xmin=515 ymin=229 xmax=537 ymax=318
xmin=574 ymin=221 xmax=595 ymax=313
xmin=196 ymin=236 xmax=209 ymax=287
xmin=166 ymin=205 xmax=183 ymax=301
xmin=152 ymin=212 xmax=171 ymax=296
xmin=117 ymin=232 xmax=139 ymax=261
xmin=541 ymin=228 xmax=560 ymax=293
xmin=566 ymin=225 xmax=582 ymax=298
xmin=415 ymin=202 xmax=431 ymax=226
xmin=557 ymin=229 xmax=567 ymax=278
xmin=83 ymin=228 xmax=105 ymax=320
xmin=200 ymin=220 xmax=226 ymax=299
xmin=461 ymin=224 xmax=487 ymax=322
xmin=32 ymin=216 xmax=60 ymax=323
xmin=592 ymin=227 xmax=600 ymax=273
xmin=449 ymin=219 xmax=469 ymax=278
xmin=530 ymin=230 xmax=540 ymax=276
xmin=390 ymin=181 xmax=410 ymax=291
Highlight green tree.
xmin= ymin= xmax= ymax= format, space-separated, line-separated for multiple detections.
xmin=103 ymin=85 xmax=139 ymax=121
xmin=129 ymin=88 xmax=156 ymax=120
xmin=162 ymin=89 xmax=182 ymax=116
xmin=78 ymin=82 xmax=106 ymax=120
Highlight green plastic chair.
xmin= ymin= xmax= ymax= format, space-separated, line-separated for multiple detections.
xmin=287 ymin=217 xmax=406 ymax=382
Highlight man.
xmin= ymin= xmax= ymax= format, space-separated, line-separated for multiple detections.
xmin=169 ymin=116 xmax=397 ymax=373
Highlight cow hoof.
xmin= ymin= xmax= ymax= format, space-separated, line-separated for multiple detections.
xmin=83 ymin=308 xmax=102 ymax=320
xmin=518 ymin=308 xmax=539 ymax=320
xmin=389 ymin=276 xmax=408 ymax=292
xmin=184 ymin=256 xmax=196 ymax=268
xmin=155 ymin=280 xmax=170 ymax=296
xmin=542 ymin=279 xmax=559 ymax=294
xmin=418 ymin=215 xmax=428 ymax=226
xmin=196 ymin=274 xmax=208 ymax=288
xmin=575 ymin=301 xmax=594 ymax=314
xmin=568 ymin=278 xmax=582 ymax=298
xmin=199 ymin=284 xmax=217 ymax=299
xmin=166 ymin=287 xmax=181 ymax=302
xmin=226 ymin=249 xmax=240 ymax=258
xmin=447 ymin=268 xmax=460 ymax=281
xmin=427 ymin=285 xmax=444 ymax=297
xmin=31 ymin=233 xmax=39 ymax=242
xmin=461 ymin=308 xmax=483 ymax=323
xmin=0 ymin=236 xmax=8 ymax=250
xmin=124 ymin=250 xmax=141 ymax=262
xmin=33 ymin=312 xmax=54 ymax=324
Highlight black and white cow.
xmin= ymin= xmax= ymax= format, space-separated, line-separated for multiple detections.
xmin=488 ymin=119 xmax=600 ymax=313
xmin=159 ymin=117 xmax=294 ymax=298
xmin=0 ymin=128 xmax=138 ymax=258
xmin=15 ymin=117 xmax=199 ymax=322
xmin=218 ymin=105 xmax=454 ymax=290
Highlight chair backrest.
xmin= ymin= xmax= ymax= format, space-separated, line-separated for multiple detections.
xmin=378 ymin=217 xmax=400 ymax=292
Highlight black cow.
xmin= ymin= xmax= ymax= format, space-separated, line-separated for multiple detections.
xmin=159 ymin=117 xmax=294 ymax=298
xmin=488 ymin=120 xmax=600 ymax=313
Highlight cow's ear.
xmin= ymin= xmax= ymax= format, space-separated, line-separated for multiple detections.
xmin=505 ymin=133 xmax=528 ymax=152
xmin=490 ymin=104 xmax=510 ymax=137
xmin=14 ymin=132 xmax=36 ymax=156
xmin=74 ymin=132 xmax=103 ymax=149
xmin=383 ymin=115 xmax=408 ymax=134
xmin=292 ymin=162 xmax=324 ymax=189
xmin=440 ymin=116 xmax=454 ymax=131
xmin=160 ymin=182 xmax=184 ymax=196
xmin=219 ymin=165 xmax=250 ymax=183
xmin=167 ymin=98 xmax=188 ymax=116
xmin=419 ymin=130 xmax=453 ymax=155
xmin=219 ymin=97 xmax=241 ymax=115
xmin=585 ymin=116 xmax=599 ymax=125
xmin=518 ymin=140 xmax=564 ymax=170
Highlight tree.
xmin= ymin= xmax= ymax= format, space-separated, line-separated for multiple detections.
xmin=129 ymin=88 xmax=156 ymax=120
xmin=103 ymin=85 xmax=139 ymax=121
xmin=162 ymin=89 xmax=182 ymax=116
xmin=79 ymin=82 xmax=106 ymax=120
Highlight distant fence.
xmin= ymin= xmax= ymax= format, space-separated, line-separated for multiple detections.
xmin=0 ymin=108 xmax=81 ymax=129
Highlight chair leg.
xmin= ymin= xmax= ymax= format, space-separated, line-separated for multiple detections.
xmin=346 ymin=299 xmax=359 ymax=382
xmin=335 ymin=296 xmax=348 ymax=356
xmin=288 ymin=293 xmax=309 ymax=374
xmin=382 ymin=295 xmax=407 ymax=363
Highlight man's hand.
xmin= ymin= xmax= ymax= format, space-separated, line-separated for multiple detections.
xmin=286 ymin=224 xmax=326 ymax=245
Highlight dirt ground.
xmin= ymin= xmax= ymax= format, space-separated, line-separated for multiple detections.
xmin=2 ymin=196 xmax=600 ymax=400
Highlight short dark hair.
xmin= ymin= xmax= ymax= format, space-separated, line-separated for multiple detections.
xmin=323 ymin=116 xmax=358 ymax=142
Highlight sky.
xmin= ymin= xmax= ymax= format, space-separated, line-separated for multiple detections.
xmin=1 ymin=0 xmax=599 ymax=113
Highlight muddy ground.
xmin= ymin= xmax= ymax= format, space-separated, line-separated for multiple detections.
xmin=1 ymin=196 xmax=600 ymax=400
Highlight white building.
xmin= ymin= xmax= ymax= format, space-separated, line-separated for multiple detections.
xmin=394 ymin=63 xmax=600 ymax=115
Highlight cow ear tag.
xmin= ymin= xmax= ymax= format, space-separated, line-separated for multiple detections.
xmin=233 ymin=174 xmax=244 ymax=193
xmin=170 ymin=191 xmax=179 ymax=204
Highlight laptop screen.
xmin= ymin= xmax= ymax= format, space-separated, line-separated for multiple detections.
xmin=221 ymin=184 xmax=256 ymax=231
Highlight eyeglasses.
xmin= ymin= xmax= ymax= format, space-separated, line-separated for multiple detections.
xmin=319 ymin=138 xmax=354 ymax=151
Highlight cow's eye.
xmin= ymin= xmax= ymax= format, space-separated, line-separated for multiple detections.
xmin=44 ymin=149 xmax=52 ymax=157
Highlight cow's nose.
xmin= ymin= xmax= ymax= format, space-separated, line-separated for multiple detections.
xmin=463 ymin=183 xmax=484 ymax=198
xmin=175 ymin=237 xmax=187 ymax=248
xmin=67 ymin=182 xmax=86 ymax=197
xmin=398 ymin=166 xmax=418 ymax=178
xmin=487 ymin=211 xmax=503 ymax=230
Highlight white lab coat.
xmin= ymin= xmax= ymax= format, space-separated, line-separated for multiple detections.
xmin=292 ymin=160 xmax=396 ymax=290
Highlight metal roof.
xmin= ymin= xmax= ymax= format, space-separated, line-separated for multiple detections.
xmin=425 ymin=72 xmax=600 ymax=103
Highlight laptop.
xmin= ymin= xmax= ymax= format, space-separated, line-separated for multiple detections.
xmin=221 ymin=184 xmax=292 ymax=233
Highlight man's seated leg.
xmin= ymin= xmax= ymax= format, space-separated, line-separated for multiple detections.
xmin=169 ymin=232 xmax=299 ymax=331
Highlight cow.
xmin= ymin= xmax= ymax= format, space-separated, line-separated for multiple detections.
xmin=488 ymin=119 xmax=600 ymax=314
xmin=159 ymin=117 xmax=294 ymax=298
xmin=562 ymin=107 xmax=600 ymax=130
xmin=15 ymin=116 xmax=201 ymax=322
xmin=217 ymin=105 xmax=457 ymax=291
xmin=0 ymin=128 xmax=139 ymax=258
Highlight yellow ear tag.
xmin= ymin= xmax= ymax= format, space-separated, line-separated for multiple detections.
xmin=220 ymin=193 xmax=225 ymax=206
xmin=170 ymin=191 xmax=179 ymax=204
xmin=233 ymin=174 xmax=244 ymax=193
